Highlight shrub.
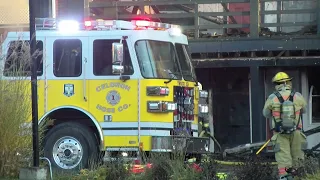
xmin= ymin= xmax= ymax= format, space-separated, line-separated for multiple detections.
xmin=232 ymin=156 xmax=278 ymax=180
xmin=143 ymin=153 xmax=174 ymax=180
xmin=104 ymin=159 xmax=131 ymax=180
xmin=302 ymin=170 xmax=320 ymax=180
xmin=200 ymin=155 xmax=224 ymax=180
xmin=0 ymin=37 xmax=43 ymax=178
xmin=294 ymin=155 xmax=320 ymax=178
xmin=53 ymin=152 xmax=320 ymax=180
xmin=55 ymin=166 xmax=109 ymax=180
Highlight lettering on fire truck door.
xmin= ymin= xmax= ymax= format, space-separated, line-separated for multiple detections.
xmin=88 ymin=38 xmax=139 ymax=135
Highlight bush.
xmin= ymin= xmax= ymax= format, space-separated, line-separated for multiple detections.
xmin=200 ymin=155 xmax=224 ymax=180
xmin=294 ymin=155 xmax=320 ymax=178
xmin=143 ymin=153 xmax=174 ymax=180
xmin=231 ymin=156 xmax=278 ymax=180
xmin=0 ymin=38 xmax=43 ymax=178
xmin=104 ymin=159 xmax=131 ymax=180
xmin=53 ymin=152 xmax=320 ymax=180
xmin=55 ymin=166 xmax=110 ymax=180
xmin=302 ymin=171 xmax=320 ymax=180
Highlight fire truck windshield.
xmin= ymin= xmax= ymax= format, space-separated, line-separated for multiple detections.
xmin=135 ymin=40 xmax=182 ymax=80
xmin=175 ymin=43 xmax=197 ymax=82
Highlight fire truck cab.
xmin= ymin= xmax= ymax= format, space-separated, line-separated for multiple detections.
xmin=0 ymin=18 xmax=210 ymax=171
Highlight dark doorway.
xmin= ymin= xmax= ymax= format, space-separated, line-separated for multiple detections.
xmin=196 ymin=67 xmax=251 ymax=149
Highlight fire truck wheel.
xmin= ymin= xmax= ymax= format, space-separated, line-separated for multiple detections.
xmin=43 ymin=122 xmax=99 ymax=171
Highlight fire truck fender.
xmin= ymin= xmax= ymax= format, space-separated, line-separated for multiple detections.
xmin=38 ymin=106 xmax=104 ymax=151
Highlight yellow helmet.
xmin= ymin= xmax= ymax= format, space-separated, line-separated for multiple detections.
xmin=272 ymin=72 xmax=292 ymax=83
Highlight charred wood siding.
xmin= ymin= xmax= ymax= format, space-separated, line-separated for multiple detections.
xmin=88 ymin=0 xmax=319 ymax=39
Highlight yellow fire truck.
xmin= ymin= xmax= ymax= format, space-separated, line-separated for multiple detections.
xmin=0 ymin=18 xmax=210 ymax=171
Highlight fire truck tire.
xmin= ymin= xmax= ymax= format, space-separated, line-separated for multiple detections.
xmin=43 ymin=122 xmax=99 ymax=171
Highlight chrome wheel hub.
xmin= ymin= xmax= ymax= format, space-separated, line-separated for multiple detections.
xmin=52 ymin=136 xmax=83 ymax=169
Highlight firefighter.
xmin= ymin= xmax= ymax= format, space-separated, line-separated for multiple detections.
xmin=197 ymin=82 xmax=210 ymax=137
xmin=262 ymin=72 xmax=308 ymax=180
xmin=197 ymin=82 xmax=222 ymax=152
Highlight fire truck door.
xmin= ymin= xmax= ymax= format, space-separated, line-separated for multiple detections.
xmin=87 ymin=37 xmax=139 ymax=148
xmin=46 ymin=37 xmax=89 ymax=111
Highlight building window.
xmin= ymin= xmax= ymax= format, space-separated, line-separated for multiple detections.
xmin=308 ymin=68 xmax=320 ymax=123
xmin=3 ymin=40 xmax=43 ymax=76
xmin=93 ymin=39 xmax=134 ymax=76
xmin=53 ymin=39 xmax=82 ymax=77
xmin=310 ymin=86 xmax=320 ymax=123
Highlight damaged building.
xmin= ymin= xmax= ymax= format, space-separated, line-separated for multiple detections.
xmin=85 ymin=0 xmax=320 ymax=153
xmin=3 ymin=0 xmax=320 ymax=154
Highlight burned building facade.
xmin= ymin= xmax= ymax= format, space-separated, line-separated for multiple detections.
xmin=38 ymin=0 xmax=320 ymax=153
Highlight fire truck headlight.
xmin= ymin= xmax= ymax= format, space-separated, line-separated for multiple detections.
xmin=121 ymin=152 xmax=128 ymax=157
xmin=58 ymin=20 xmax=79 ymax=32
xmin=147 ymin=101 xmax=176 ymax=112
xmin=199 ymin=104 xmax=209 ymax=114
xmin=199 ymin=90 xmax=208 ymax=98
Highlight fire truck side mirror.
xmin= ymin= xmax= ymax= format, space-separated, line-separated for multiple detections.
xmin=112 ymin=42 xmax=124 ymax=64
xmin=112 ymin=65 xmax=124 ymax=74
xmin=112 ymin=42 xmax=124 ymax=74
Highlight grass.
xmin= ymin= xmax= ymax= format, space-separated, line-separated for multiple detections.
xmin=0 ymin=37 xmax=46 ymax=178
xmin=0 ymin=39 xmax=33 ymax=178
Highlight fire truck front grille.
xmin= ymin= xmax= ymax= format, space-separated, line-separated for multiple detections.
xmin=172 ymin=86 xmax=195 ymax=136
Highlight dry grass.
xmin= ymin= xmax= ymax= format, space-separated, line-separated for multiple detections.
xmin=0 ymin=38 xmax=43 ymax=178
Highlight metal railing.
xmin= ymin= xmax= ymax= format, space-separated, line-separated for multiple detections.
xmin=89 ymin=0 xmax=320 ymax=39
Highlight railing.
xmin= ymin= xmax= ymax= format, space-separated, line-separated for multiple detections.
xmin=89 ymin=0 xmax=320 ymax=39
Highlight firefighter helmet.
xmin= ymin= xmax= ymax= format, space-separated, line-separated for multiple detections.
xmin=272 ymin=72 xmax=292 ymax=83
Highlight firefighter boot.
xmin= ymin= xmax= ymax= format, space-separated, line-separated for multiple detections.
xmin=279 ymin=174 xmax=294 ymax=180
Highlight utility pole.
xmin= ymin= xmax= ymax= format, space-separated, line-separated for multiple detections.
xmin=29 ymin=0 xmax=40 ymax=167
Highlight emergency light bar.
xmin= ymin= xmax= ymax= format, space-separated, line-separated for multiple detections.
xmin=84 ymin=19 xmax=181 ymax=31
xmin=34 ymin=18 xmax=182 ymax=34
xmin=84 ymin=19 xmax=136 ymax=30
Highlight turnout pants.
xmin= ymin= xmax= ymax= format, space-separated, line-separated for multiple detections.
xmin=271 ymin=130 xmax=308 ymax=177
